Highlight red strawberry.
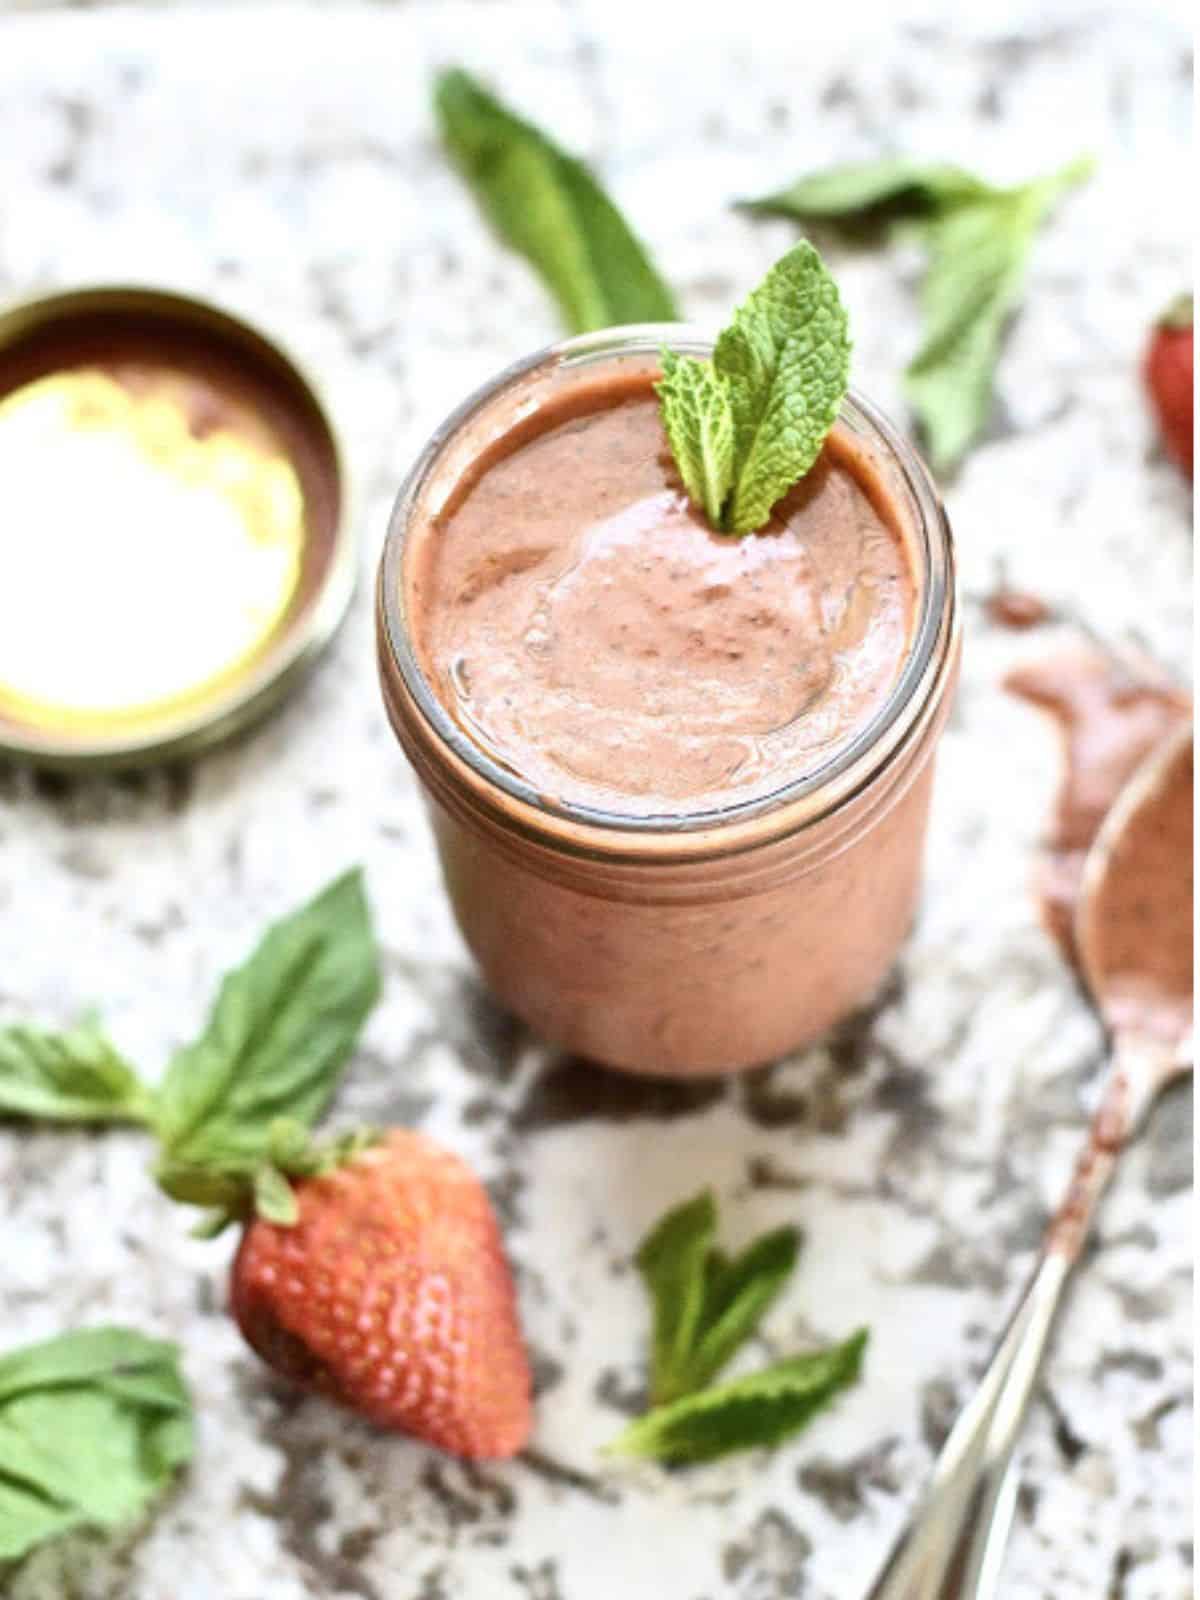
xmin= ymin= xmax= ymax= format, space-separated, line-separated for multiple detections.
xmin=230 ymin=1129 xmax=532 ymax=1459
xmin=1143 ymin=293 xmax=1193 ymax=478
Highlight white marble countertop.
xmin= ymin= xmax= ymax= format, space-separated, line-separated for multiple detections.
xmin=0 ymin=3 xmax=1192 ymax=1597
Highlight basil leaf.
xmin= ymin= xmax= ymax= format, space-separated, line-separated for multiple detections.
xmin=155 ymin=869 xmax=380 ymax=1179
xmin=713 ymin=242 xmax=851 ymax=535
xmin=739 ymin=157 xmax=992 ymax=221
xmin=608 ymin=1329 xmax=868 ymax=1464
xmin=635 ymin=1190 xmax=716 ymax=1405
xmin=0 ymin=1327 xmax=192 ymax=1563
xmin=656 ymin=349 xmax=736 ymax=526
xmin=680 ymin=1225 xmax=801 ymax=1396
xmin=0 ymin=1021 xmax=154 ymax=1127
xmin=435 ymin=68 xmax=679 ymax=334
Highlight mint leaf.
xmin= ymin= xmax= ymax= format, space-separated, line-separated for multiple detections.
xmin=682 ymin=1225 xmax=800 ymax=1397
xmin=0 ymin=1021 xmax=154 ymax=1127
xmin=635 ymin=1193 xmax=802 ymax=1405
xmin=636 ymin=1190 xmax=716 ymax=1405
xmin=715 ymin=243 xmax=851 ymax=533
xmin=435 ymin=68 xmax=678 ymax=334
xmin=739 ymin=157 xmax=991 ymax=221
xmin=656 ymin=350 xmax=736 ymax=526
xmin=0 ymin=1327 xmax=192 ymax=1562
xmin=656 ymin=243 xmax=850 ymax=535
xmin=905 ymin=158 xmax=1092 ymax=470
xmin=154 ymin=869 xmax=380 ymax=1185
xmin=739 ymin=153 xmax=1092 ymax=472
xmin=608 ymin=1329 xmax=867 ymax=1465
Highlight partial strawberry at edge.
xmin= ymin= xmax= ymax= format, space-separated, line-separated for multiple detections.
xmin=1143 ymin=293 xmax=1193 ymax=479
xmin=230 ymin=1128 xmax=532 ymax=1460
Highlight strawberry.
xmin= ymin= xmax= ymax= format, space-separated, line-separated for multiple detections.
xmin=1143 ymin=293 xmax=1193 ymax=478
xmin=230 ymin=1128 xmax=532 ymax=1459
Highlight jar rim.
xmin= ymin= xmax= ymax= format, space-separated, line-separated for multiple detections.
xmin=378 ymin=324 xmax=957 ymax=855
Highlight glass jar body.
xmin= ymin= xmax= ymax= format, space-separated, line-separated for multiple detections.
xmin=377 ymin=329 xmax=959 ymax=1077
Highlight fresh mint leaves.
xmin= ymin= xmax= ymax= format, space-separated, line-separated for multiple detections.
xmin=0 ymin=1021 xmax=154 ymax=1127
xmin=657 ymin=243 xmax=850 ymax=535
xmin=684 ymin=1225 xmax=802 ymax=1399
xmin=740 ymin=154 xmax=1092 ymax=471
xmin=739 ymin=158 xmax=992 ymax=222
xmin=609 ymin=1331 xmax=868 ymax=1465
xmin=617 ymin=1190 xmax=864 ymax=1464
xmin=656 ymin=351 xmax=736 ymax=528
xmin=636 ymin=1190 xmax=800 ymax=1405
xmin=435 ymin=68 xmax=679 ymax=335
xmin=0 ymin=1327 xmax=192 ymax=1563
xmin=636 ymin=1190 xmax=721 ymax=1403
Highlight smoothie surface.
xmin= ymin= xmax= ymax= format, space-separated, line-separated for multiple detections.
xmin=407 ymin=373 xmax=917 ymax=815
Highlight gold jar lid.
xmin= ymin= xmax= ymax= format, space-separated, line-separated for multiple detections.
xmin=0 ymin=286 xmax=353 ymax=769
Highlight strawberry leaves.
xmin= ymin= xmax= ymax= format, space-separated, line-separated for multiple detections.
xmin=617 ymin=1190 xmax=864 ymax=1465
xmin=0 ymin=1328 xmax=192 ymax=1563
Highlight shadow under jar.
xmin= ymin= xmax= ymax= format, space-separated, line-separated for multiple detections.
xmin=377 ymin=329 xmax=959 ymax=1077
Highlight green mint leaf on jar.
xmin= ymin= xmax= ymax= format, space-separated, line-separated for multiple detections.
xmin=739 ymin=153 xmax=1093 ymax=472
xmin=655 ymin=352 xmax=737 ymax=529
xmin=434 ymin=67 xmax=679 ymax=335
xmin=0 ymin=1327 xmax=193 ymax=1563
xmin=657 ymin=242 xmax=851 ymax=535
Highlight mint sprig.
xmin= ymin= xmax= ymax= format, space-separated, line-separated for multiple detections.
xmin=636 ymin=1190 xmax=800 ymax=1405
xmin=619 ymin=1190 xmax=864 ymax=1463
xmin=657 ymin=243 xmax=851 ymax=535
xmin=608 ymin=1330 xmax=868 ymax=1465
xmin=434 ymin=68 xmax=679 ymax=334
xmin=739 ymin=154 xmax=1093 ymax=472
xmin=738 ymin=157 xmax=993 ymax=222
xmin=684 ymin=1224 xmax=802 ymax=1399
xmin=0 ymin=1327 xmax=192 ymax=1563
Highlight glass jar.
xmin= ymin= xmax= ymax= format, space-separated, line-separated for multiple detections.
xmin=377 ymin=329 xmax=959 ymax=1077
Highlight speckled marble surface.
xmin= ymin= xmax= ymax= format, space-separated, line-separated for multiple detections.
xmin=0 ymin=3 xmax=1192 ymax=1597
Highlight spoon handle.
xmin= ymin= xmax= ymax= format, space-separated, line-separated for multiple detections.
xmin=863 ymin=1037 xmax=1168 ymax=1600
xmin=863 ymin=1249 xmax=1071 ymax=1600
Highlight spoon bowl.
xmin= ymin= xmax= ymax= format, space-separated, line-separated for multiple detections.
xmin=1077 ymin=723 xmax=1193 ymax=1049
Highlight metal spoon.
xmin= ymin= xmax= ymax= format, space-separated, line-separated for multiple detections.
xmin=865 ymin=724 xmax=1194 ymax=1600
